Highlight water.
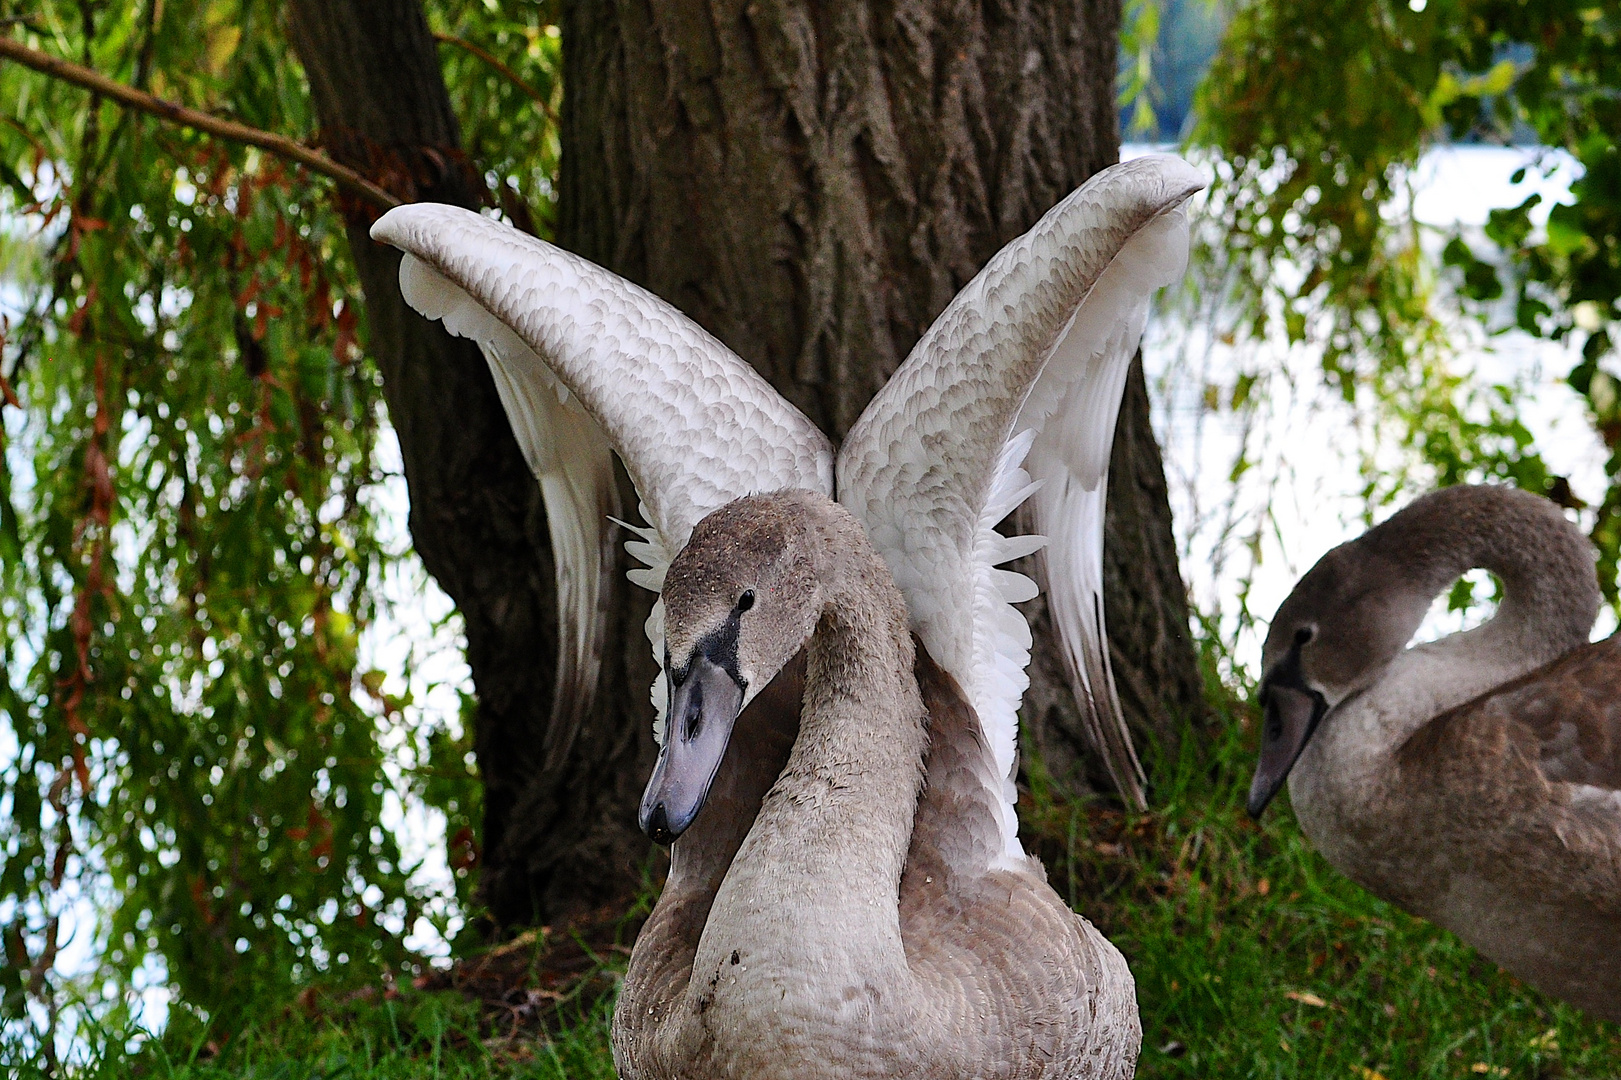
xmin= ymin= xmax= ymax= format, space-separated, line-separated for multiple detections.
xmin=1134 ymin=143 xmax=1603 ymax=677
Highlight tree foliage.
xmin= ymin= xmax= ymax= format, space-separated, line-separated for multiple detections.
xmin=0 ymin=0 xmax=559 ymax=1049
xmin=1195 ymin=0 xmax=1619 ymax=590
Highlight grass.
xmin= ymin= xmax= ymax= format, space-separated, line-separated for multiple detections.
xmin=5 ymin=989 xmax=618 ymax=1079
xmin=1021 ymin=711 xmax=1621 ymax=1080
xmin=8 ymin=691 xmax=1619 ymax=1078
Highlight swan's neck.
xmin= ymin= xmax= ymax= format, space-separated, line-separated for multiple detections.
xmin=780 ymin=591 xmax=927 ymax=884
xmin=1378 ymin=499 xmax=1595 ymax=723
xmin=1310 ymin=489 xmax=1598 ymax=775
xmin=690 ymin=550 xmax=925 ymax=996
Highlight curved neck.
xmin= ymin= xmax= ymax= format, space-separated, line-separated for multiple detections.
xmin=1328 ymin=487 xmax=1599 ymax=733
xmin=747 ymin=544 xmax=925 ymax=899
xmin=786 ymin=576 xmax=927 ymax=878
xmin=692 ymin=536 xmax=926 ymax=989
xmin=1384 ymin=487 xmax=1596 ymax=669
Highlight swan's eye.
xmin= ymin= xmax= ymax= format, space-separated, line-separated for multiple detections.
xmin=736 ymin=590 xmax=755 ymax=613
xmin=1294 ymin=625 xmax=1315 ymax=646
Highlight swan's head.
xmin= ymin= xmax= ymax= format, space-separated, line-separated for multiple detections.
xmin=1248 ymin=485 xmax=1603 ymax=818
xmin=1247 ymin=535 xmax=1431 ymax=818
xmin=638 ymin=490 xmax=835 ymax=844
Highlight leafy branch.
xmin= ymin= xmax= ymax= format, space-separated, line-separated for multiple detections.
xmin=433 ymin=31 xmax=557 ymax=123
xmin=0 ymin=34 xmax=400 ymax=209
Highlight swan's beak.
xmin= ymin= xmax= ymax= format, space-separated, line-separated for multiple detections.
xmin=1247 ymin=679 xmax=1326 ymax=818
xmin=638 ymin=651 xmax=746 ymax=845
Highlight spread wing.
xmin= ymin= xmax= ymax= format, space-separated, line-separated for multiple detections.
xmin=837 ymin=155 xmax=1202 ymax=858
xmin=371 ymin=205 xmax=834 ymax=736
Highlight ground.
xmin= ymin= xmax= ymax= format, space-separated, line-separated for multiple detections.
xmin=18 ymin=690 xmax=1621 ymax=1079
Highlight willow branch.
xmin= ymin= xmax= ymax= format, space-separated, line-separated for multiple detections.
xmin=433 ymin=31 xmax=557 ymax=123
xmin=0 ymin=35 xmax=401 ymax=210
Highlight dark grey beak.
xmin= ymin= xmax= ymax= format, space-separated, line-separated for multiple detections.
xmin=638 ymin=651 xmax=746 ymax=845
xmin=1247 ymin=638 xmax=1328 ymax=818
xmin=1247 ymin=676 xmax=1328 ymax=818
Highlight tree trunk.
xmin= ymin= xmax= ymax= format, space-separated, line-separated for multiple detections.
xmin=291 ymin=0 xmax=1204 ymax=933
xmin=287 ymin=0 xmax=657 ymax=928
xmin=559 ymin=1 xmax=1204 ymax=805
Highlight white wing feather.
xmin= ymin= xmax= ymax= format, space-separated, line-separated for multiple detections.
xmin=837 ymin=156 xmax=1202 ymax=858
xmin=1016 ymin=205 xmax=1194 ymax=811
xmin=396 ymin=249 xmax=619 ymax=736
xmin=372 ymin=206 xmax=835 ymax=737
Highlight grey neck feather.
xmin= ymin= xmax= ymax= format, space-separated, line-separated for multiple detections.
xmin=1375 ymin=485 xmax=1593 ymax=656
xmin=688 ymin=509 xmax=926 ymax=998
xmin=1315 ymin=485 xmax=1599 ymax=725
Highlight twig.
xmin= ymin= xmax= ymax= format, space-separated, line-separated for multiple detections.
xmin=433 ymin=31 xmax=557 ymax=123
xmin=0 ymin=35 xmax=401 ymax=210
xmin=0 ymin=320 xmax=18 ymax=409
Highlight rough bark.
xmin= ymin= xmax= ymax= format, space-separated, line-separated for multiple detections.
xmin=287 ymin=0 xmax=657 ymax=928
xmin=559 ymin=1 xmax=1204 ymax=803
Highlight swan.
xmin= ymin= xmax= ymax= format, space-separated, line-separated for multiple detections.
xmin=371 ymin=154 xmax=1203 ymax=1077
xmin=1248 ymin=484 xmax=1621 ymax=1020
